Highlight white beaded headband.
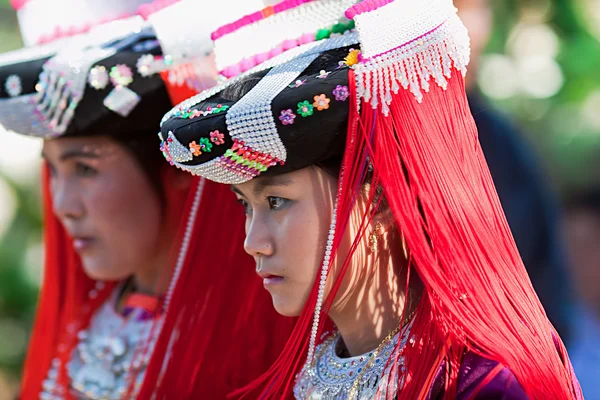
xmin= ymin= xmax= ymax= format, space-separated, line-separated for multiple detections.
xmin=213 ymin=0 xmax=359 ymax=77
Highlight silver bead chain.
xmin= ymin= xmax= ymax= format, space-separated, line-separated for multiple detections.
xmin=162 ymin=177 xmax=205 ymax=312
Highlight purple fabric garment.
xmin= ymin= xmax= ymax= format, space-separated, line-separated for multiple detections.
xmin=455 ymin=353 xmax=528 ymax=399
xmin=428 ymin=352 xmax=529 ymax=400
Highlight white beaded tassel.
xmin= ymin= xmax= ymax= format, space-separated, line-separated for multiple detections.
xmin=162 ymin=177 xmax=205 ymax=312
xmin=352 ymin=14 xmax=470 ymax=114
xmin=306 ymin=199 xmax=338 ymax=364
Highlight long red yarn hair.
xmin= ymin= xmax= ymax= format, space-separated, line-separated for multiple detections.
xmin=19 ymin=84 xmax=295 ymax=399
xmin=236 ymin=67 xmax=581 ymax=399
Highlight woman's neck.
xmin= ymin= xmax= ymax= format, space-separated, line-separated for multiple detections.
xmin=329 ymin=240 xmax=411 ymax=357
xmin=131 ymin=241 xmax=172 ymax=297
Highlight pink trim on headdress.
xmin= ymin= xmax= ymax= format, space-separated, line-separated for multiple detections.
xmin=211 ymin=0 xmax=315 ymax=40
xmin=345 ymin=0 xmax=393 ymax=18
xmin=220 ymin=32 xmax=316 ymax=78
xmin=10 ymin=0 xmax=28 ymax=10
xmin=35 ymin=13 xmax=135 ymax=44
xmin=137 ymin=0 xmax=180 ymax=19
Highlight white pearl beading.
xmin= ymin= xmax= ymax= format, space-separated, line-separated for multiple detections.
xmin=226 ymin=51 xmax=322 ymax=162
xmin=147 ymin=0 xmax=264 ymax=64
xmin=161 ymin=31 xmax=359 ymax=127
xmin=35 ymin=46 xmax=116 ymax=136
xmin=352 ymin=0 xmax=456 ymax=60
xmin=159 ymin=32 xmax=360 ymax=184
xmin=352 ymin=12 xmax=470 ymax=113
xmin=16 ymin=0 xmax=148 ymax=47
xmin=306 ymin=199 xmax=338 ymax=365
xmin=162 ymin=176 xmax=205 ymax=312
xmin=214 ymin=0 xmax=358 ymax=70
xmin=0 ymin=17 xmax=146 ymax=139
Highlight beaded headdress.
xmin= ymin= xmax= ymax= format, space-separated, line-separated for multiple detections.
xmin=159 ymin=0 xmax=469 ymax=183
xmin=160 ymin=1 xmax=581 ymax=399
xmin=11 ymin=0 xmax=152 ymax=46
xmin=0 ymin=0 xmax=265 ymax=139
xmin=14 ymin=1 xmax=296 ymax=398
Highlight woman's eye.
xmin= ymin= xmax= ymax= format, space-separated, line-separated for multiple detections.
xmin=236 ymin=199 xmax=251 ymax=215
xmin=74 ymin=162 xmax=97 ymax=177
xmin=267 ymin=196 xmax=288 ymax=210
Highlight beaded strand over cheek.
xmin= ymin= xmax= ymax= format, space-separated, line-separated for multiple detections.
xmin=307 ymin=199 xmax=338 ymax=364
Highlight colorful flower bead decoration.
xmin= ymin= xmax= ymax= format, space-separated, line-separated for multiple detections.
xmin=279 ymin=109 xmax=296 ymax=125
xmin=332 ymin=85 xmax=349 ymax=102
xmin=175 ymin=104 xmax=230 ymax=119
xmin=316 ymin=70 xmax=330 ymax=79
xmin=288 ymin=79 xmax=306 ymax=89
xmin=109 ymin=64 xmax=134 ymax=87
xmin=88 ymin=66 xmax=109 ymax=90
xmin=221 ymin=139 xmax=284 ymax=178
xmin=5 ymin=74 xmax=22 ymax=97
xmin=199 ymin=137 xmax=213 ymax=152
xmin=315 ymin=18 xmax=355 ymax=41
xmin=136 ymin=54 xmax=156 ymax=77
xmin=160 ymin=137 xmax=174 ymax=165
xmin=343 ymin=49 xmax=360 ymax=67
xmin=189 ymin=141 xmax=202 ymax=156
xmin=297 ymin=101 xmax=314 ymax=117
xmin=210 ymin=130 xmax=225 ymax=145
xmin=313 ymin=94 xmax=330 ymax=111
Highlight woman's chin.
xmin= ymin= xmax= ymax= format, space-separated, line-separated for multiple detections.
xmin=271 ymin=295 xmax=303 ymax=317
xmin=81 ymin=260 xmax=128 ymax=282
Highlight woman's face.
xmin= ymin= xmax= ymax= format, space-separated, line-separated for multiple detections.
xmin=42 ymin=136 xmax=164 ymax=283
xmin=233 ymin=167 xmax=338 ymax=316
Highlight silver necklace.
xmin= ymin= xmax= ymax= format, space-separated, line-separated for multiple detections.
xmin=40 ymin=285 xmax=163 ymax=400
xmin=294 ymin=327 xmax=411 ymax=400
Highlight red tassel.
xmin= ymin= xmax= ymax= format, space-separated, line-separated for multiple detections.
xmin=241 ymin=68 xmax=580 ymax=399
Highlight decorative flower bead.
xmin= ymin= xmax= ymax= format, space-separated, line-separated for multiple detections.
xmin=160 ymin=141 xmax=173 ymax=164
xmin=316 ymin=70 xmax=330 ymax=79
xmin=136 ymin=54 xmax=156 ymax=77
xmin=344 ymin=49 xmax=360 ymax=67
xmin=5 ymin=74 xmax=22 ymax=97
xmin=199 ymin=137 xmax=213 ymax=152
xmin=88 ymin=66 xmax=109 ymax=90
xmin=210 ymin=130 xmax=225 ymax=145
xmin=189 ymin=141 xmax=202 ymax=156
xmin=332 ymin=85 xmax=349 ymax=101
xmin=288 ymin=79 xmax=306 ymax=88
xmin=313 ymin=94 xmax=330 ymax=111
xmin=297 ymin=101 xmax=314 ymax=117
xmin=190 ymin=109 xmax=203 ymax=119
xmin=109 ymin=64 xmax=134 ymax=87
xmin=279 ymin=109 xmax=296 ymax=125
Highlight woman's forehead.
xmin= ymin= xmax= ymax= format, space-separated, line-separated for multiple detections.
xmin=42 ymin=136 xmax=121 ymax=160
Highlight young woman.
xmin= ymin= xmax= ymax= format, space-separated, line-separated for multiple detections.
xmin=0 ymin=7 xmax=293 ymax=399
xmin=158 ymin=0 xmax=581 ymax=398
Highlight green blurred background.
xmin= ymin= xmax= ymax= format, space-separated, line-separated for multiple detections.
xmin=0 ymin=0 xmax=599 ymax=397
xmin=0 ymin=1 xmax=44 ymax=396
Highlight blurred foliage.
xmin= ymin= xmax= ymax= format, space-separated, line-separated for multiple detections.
xmin=0 ymin=0 xmax=599 ymax=396
xmin=485 ymin=0 xmax=600 ymax=192
xmin=0 ymin=169 xmax=41 ymax=390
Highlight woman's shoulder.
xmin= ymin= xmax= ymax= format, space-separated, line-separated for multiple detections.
xmin=428 ymin=351 xmax=528 ymax=400
xmin=455 ymin=352 xmax=528 ymax=399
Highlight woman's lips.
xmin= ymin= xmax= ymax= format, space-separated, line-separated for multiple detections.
xmin=258 ymin=270 xmax=285 ymax=287
xmin=263 ymin=275 xmax=285 ymax=286
xmin=73 ymin=237 xmax=95 ymax=251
